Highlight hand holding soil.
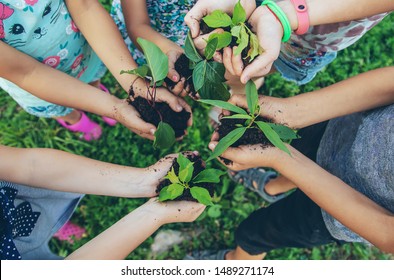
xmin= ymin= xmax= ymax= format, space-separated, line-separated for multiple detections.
xmin=208 ymin=132 xmax=285 ymax=171
xmin=142 ymin=198 xmax=206 ymax=225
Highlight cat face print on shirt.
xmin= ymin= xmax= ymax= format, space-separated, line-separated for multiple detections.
xmin=0 ymin=1 xmax=66 ymax=48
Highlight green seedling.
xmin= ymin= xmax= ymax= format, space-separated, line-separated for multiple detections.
xmin=159 ymin=153 xmax=226 ymax=206
xmin=199 ymin=80 xmax=299 ymax=161
xmin=121 ymin=38 xmax=175 ymax=149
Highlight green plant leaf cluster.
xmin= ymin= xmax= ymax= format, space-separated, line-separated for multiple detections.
xmin=121 ymin=38 xmax=176 ymax=149
xmin=203 ymin=0 xmax=263 ymax=62
xmin=200 ymin=80 xmax=299 ymax=161
xmin=159 ymin=154 xmax=226 ymax=206
xmin=184 ymin=32 xmax=230 ymax=101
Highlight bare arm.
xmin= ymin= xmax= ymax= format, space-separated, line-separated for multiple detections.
xmin=229 ymin=67 xmax=394 ymax=129
xmin=213 ymin=144 xmax=394 ymax=253
xmin=66 ymin=199 xmax=205 ymax=260
xmin=65 ymin=0 xmax=139 ymax=92
xmin=0 ymin=145 xmax=174 ymax=198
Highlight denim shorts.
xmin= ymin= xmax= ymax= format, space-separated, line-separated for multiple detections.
xmin=7 ymin=182 xmax=84 ymax=260
xmin=273 ymin=45 xmax=337 ymax=85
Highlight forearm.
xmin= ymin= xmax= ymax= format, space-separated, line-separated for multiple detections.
xmin=0 ymin=41 xmax=121 ymax=119
xmin=66 ymin=0 xmax=139 ymax=91
xmin=276 ymin=0 xmax=394 ymax=30
xmin=0 ymin=146 xmax=148 ymax=197
xmin=121 ymin=0 xmax=182 ymax=54
xmin=287 ymin=67 xmax=394 ymax=129
xmin=272 ymin=147 xmax=394 ymax=252
xmin=66 ymin=203 xmax=162 ymax=259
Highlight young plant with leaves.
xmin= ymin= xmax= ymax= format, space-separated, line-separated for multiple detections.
xmin=158 ymin=153 xmax=226 ymax=206
xmin=183 ymin=32 xmax=230 ymax=101
xmin=200 ymin=80 xmax=299 ymax=161
xmin=121 ymin=38 xmax=177 ymax=149
xmin=203 ymin=0 xmax=263 ymax=63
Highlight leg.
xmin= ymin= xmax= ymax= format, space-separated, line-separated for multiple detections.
xmin=232 ymin=190 xmax=340 ymax=259
xmin=54 ymin=109 xmax=82 ymax=125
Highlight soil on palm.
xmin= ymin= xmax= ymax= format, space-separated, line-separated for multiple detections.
xmin=128 ymin=96 xmax=190 ymax=138
xmin=217 ymin=117 xmax=271 ymax=164
xmin=165 ymin=54 xmax=196 ymax=96
xmin=156 ymin=154 xmax=214 ymax=202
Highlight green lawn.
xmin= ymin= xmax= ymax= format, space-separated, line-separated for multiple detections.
xmin=0 ymin=4 xmax=393 ymax=260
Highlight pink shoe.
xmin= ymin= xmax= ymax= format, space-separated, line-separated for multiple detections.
xmin=57 ymin=111 xmax=102 ymax=141
xmin=99 ymin=84 xmax=118 ymax=126
xmin=53 ymin=221 xmax=86 ymax=244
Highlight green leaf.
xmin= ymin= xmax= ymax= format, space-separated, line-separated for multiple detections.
xmin=232 ymin=0 xmax=247 ymax=25
xmin=205 ymin=37 xmax=218 ymax=60
xmin=199 ymin=81 xmax=231 ymax=101
xmin=207 ymin=127 xmax=247 ymax=161
xmin=207 ymin=204 xmax=222 ymax=218
xmin=231 ymin=25 xmax=242 ymax=39
xmin=255 ymin=121 xmax=291 ymax=155
xmin=177 ymin=153 xmax=192 ymax=172
xmin=193 ymin=168 xmax=226 ymax=183
xmin=120 ymin=65 xmax=149 ymax=78
xmin=247 ymin=32 xmax=263 ymax=62
xmin=159 ymin=183 xmax=184 ymax=201
xmin=245 ymin=80 xmax=259 ymax=115
xmin=190 ymin=187 xmax=213 ymax=206
xmin=179 ymin=165 xmax=194 ymax=183
xmin=199 ymin=99 xmax=248 ymax=115
xmin=137 ymin=38 xmax=168 ymax=82
xmin=165 ymin=167 xmax=180 ymax=184
xmin=184 ymin=31 xmax=203 ymax=63
xmin=221 ymin=114 xmax=252 ymax=120
xmin=208 ymin=32 xmax=232 ymax=49
xmin=206 ymin=61 xmax=226 ymax=83
xmin=234 ymin=25 xmax=249 ymax=56
xmin=203 ymin=10 xmax=232 ymax=28
xmin=154 ymin=122 xmax=175 ymax=149
xmin=267 ymin=123 xmax=299 ymax=141
xmin=192 ymin=60 xmax=207 ymax=92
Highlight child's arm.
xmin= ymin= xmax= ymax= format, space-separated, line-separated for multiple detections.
xmin=65 ymin=0 xmax=191 ymax=118
xmin=212 ymin=143 xmax=394 ymax=253
xmin=0 ymin=145 xmax=176 ymax=198
xmin=229 ymin=67 xmax=394 ymax=129
xmin=65 ymin=199 xmax=205 ymax=260
xmin=120 ymin=0 xmax=188 ymax=95
xmin=0 ymin=41 xmax=157 ymax=138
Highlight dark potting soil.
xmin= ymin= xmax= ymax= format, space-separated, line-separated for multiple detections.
xmin=217 ymin=117 xmax=272 ymax=165
xmin=165 ymin=53 xmax=196 ymax=97
xmin=156 ymin=154 xmax=214 ymax=202
xmin=128 ymin=96 xmax=190 ymax=138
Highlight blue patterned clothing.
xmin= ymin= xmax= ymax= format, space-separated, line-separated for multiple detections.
xmin=0 ymin=0 xmax=106 ymax=117
xmin=110 ymin=0 xmax=195 ymax=65
xmin=0 ymin=181 xmax=83 ymax=260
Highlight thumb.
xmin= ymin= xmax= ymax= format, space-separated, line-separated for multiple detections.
xmin=184 ymin=3 xmax=206 ymax=38
xmin=167 ymin=51 xmax=181 ymax=82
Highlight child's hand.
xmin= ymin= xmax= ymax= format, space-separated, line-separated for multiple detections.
xmin=166 ymin=49 xmax=190 ymax=97
xmin=141 ymin=151 xmax=199 ymax=197
xmin=228 ymin=94 xmax=294 ymax=128
xmin=239 ymin=5 xmax=283 ymax=83
xmin=185 ymin=0 xmax=256 ymax=38
xmin=208 ymin=132 xmax=283 ymax=171
xmin=132 ymin=78 xmax=193 ymax=127
xmin=142 ymin=198 xmax=206 ymax=225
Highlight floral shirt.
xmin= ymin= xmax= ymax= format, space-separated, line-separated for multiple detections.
xmin=111 ymin=0 xmax=196 ymax=65
xmin=0 ymin=0 xmax=101 ymax=80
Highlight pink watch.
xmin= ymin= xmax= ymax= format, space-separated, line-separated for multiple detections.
xmin=290 ymin=0 xmax=310 ymax=35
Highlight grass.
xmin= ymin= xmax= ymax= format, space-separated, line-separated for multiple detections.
xmin=0 ymin=3 xmax=393 ymax=260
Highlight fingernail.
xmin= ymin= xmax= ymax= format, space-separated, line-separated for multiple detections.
xmin=173 ymin=75 xmax=178 ymax=81
xmin=209 ymin=143 xmax=216 ymax=150
xmin=150 ymin=128 xmax=156 ymax=135
xmin=193 ymin=151 xmax=199 ymax=155
xmin=176 ymin=105 xmax=183 ymax=111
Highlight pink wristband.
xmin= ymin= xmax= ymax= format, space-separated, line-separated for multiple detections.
xmin=290 ymin=0 xmax=310 ymax=35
